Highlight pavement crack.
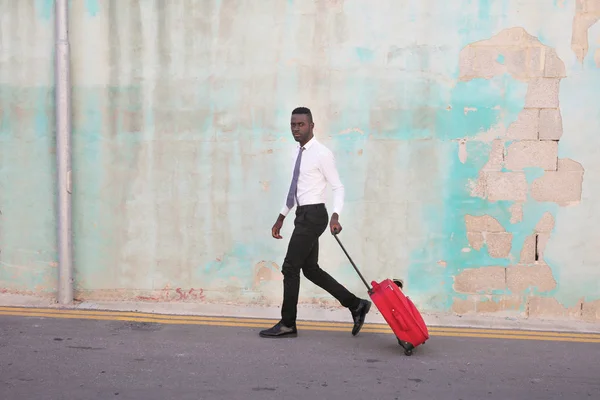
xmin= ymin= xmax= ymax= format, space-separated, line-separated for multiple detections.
xmin=67 ymin=346 xmax=105 ymax=350
xmin=252 ymin=387 xmax=277 ymax=392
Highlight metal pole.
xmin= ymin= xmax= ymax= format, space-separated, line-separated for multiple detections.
xmin=55 ymin=0 xmax=73 ymax=305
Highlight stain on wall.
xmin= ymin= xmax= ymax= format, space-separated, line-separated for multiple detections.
xmin=1 ymin=0 xmax=600 ymax=322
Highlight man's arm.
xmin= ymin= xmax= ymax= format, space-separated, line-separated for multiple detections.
xmin=272 ymin=213 xmax=285 ymax=239
xmin=319 ymin=148 xmax=345 ymax=232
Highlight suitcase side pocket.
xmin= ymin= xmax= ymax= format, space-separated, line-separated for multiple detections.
xmin=391 ymin=308 xmax=410 ymax=332
xmin=384 ymin=283 xmax=411 ymax=332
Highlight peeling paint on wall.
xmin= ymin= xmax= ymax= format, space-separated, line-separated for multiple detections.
xmin=571 ymin=0 xmax=600 ymax=63
xmin=447 ymin=26 xmax=591 ymax=318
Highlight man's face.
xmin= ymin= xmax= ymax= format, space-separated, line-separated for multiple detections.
xmin=290 ymin=114 xmax=313 ymax=145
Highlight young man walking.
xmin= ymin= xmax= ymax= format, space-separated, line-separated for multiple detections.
xmin=259 ymin=107 xmax=371 ymax=338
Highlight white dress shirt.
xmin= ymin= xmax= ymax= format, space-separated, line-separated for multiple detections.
xmin=280 ymin=137 xmax=345 ymax=217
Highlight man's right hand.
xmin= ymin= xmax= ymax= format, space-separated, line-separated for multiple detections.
xmin=272 ymin=215 xmax=285 ymax=239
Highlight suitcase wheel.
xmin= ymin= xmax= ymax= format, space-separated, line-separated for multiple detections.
xmin=392 ymin=279 xmax=403 ymax=289
xmin=397 ymin=337 xmax=414 ymax=356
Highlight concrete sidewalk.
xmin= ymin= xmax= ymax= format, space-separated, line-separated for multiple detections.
xmin=1 ymin=292 xmax=599 ymax=333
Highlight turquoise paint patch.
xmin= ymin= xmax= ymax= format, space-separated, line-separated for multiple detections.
xmin=407 ymin=140 xmax=500 ymax=309
xmin=355 ymin=47 xmax=374 ymax=63
xmin=85 ymin=0 xmax=100 ymax=16
xmin=477 ymin=0 xmax=491 ymax=20
xmin=436 ymin=75 xmax=527 ymax=141
xmin=35 ymin=0 xmax=53 ymax=20
xmin=408 ymin=70 xmax=527 ymax=311
xmin=407 ymin=54 xmax=579 ymax=312
xmin=0 ymin=87 xmax=57 ymax=291
xmin=201 ymin=240 xmax=283 ymax=288
xmin=35 ymin=90 xmax=52 ymax=139
xmin=71 ymin=86 xmax=148 ymax=290
xmin=71 ymin=88 xmax=108 ymax=290
xmin=496 ymin=54 xmax=505 ymax=64
xmin=523 ymin=167 xmax=545 ymax=185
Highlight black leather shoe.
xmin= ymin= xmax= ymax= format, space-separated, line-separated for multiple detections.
xmin=350 ymin=299 xmax=371 ymax=336
xmin=259 ymin=321 xmax=298 ymax=338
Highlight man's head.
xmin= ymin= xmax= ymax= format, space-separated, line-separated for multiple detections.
xmin=290 ymin=107 xmax=314 ymax=146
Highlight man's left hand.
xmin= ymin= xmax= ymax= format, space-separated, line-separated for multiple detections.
xmin=330 ymin=214 xmax=342 ymax=235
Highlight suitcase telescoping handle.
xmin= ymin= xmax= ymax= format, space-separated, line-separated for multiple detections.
xmin=332 ymin=230 xmax=372 ymax=292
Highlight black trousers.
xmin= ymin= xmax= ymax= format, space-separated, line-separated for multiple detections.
xmin=280 ymin=203 xmax=360 ymax=327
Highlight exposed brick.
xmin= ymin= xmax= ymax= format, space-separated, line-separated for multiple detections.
xmin=476 ymin=296 xmax=523 ymax=313
xmin=527 ymin=297 xmax=583 ymax=319
xmin=531 ymin=158 xmax=584 ymax=205
xmin=486 ymin=171 xmax=528 ymax=202
xmin=544 ymin=49 xmax=566 ymax=78
xmin=571 ymin=13 xmax=599 ymax=62
xmin=452 ymin=298 xmax=476 ymax=314
xmin=480 ymin=27 xmax=538 ymax=47
xmin=454 ymin=267 xmax=506 ymax=294
xmin=505 ymin=140 xmax=558 ymax=171
xmin=452 ymin=295 xmax=524 ymax=315
xmin=467 ymin=232 xmax=484 ymax=250
xmin=486 ymin=232 xmax=512 ymax=258
xmin=535 ymin=212 xmax=555 ymax=233
xmin=465 ymin=215 xmax=487 ymax=232
xmin=582 ymin=299 xmax=600 ymax=322
xmin=581 ymin=0 xmax=600 ymax=14
xmin=507 ymin=109 xmax=539 ymax=140
xmin=557 ymin=158 xmax=585 ymax=171
xmin=481 ymin=139 xmax=505 ymax=171
xmin=526 ymin=46 xmax=545 ymax=78
xmin=520 ymin=235 xmax=537 ymax=264
xmin=464 ymin=215 xmax=512 ymax=257
xmin=536 ymin=233 xmax=551 ymax=262
xmin=458 ymin=46 xmax=477 ymax=79
xmin=506 ymin=264 xmax=557 ymax=293
xmin=473 ymin=48 xmax=506 ymax=79
xmin=469 ymin=171 xmax=487 ymax=199
xmin=509 ymin=203 xmax=523 ymax=224
xmin=539 ymin=108 xmax=563 ymax=140
xmin=504 ymin=49 xmax=529 ymax=80
xmin=525 ymin=78 xmax=560 ymax=108
xmin=464 ymin=215 xmax=505 ymax=232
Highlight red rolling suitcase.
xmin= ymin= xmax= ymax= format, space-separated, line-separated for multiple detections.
xmin=334 ymin=232 xmax=429 ymax=356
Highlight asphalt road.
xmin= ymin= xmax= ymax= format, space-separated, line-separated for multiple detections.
xmin=0 ymin=314 xmax=599 ymax=400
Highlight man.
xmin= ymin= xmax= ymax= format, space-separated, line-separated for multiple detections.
xmin=259 ymin=107 xmax=371 ymax=339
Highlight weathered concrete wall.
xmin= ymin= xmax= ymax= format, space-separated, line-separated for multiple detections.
xmin=1 ymin=0 xmax=600 ymax=322
xmin=0 ymin=1 xmax=57 ymax=294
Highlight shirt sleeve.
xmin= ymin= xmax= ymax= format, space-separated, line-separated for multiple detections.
xmin=280 ymin=202 xmax=291 ymax=217
xmin=319 ymin=148 xmax=345 ymax=216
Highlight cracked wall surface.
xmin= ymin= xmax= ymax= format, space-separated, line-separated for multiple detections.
xmin=451 ymin=26 xmax=594 ymax=319
xmin=1 ymin=1 xmax=599 ymax=323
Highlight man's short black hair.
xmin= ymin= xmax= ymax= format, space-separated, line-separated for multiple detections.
xmin=292 ymin=107 xmax=312 ymax=122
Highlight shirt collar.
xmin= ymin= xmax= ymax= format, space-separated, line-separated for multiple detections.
xmin=299 ymin=136 xmax=317 ymax=150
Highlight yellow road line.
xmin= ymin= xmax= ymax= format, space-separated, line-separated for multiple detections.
xmin=1 ymin=306 xmax=599 ymax=343
xmin=1 ymin=306 xmax=599 ymax=339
